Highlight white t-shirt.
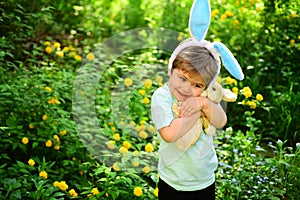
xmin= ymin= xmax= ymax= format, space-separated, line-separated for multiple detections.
xmin=151 ymin=83 xmax=218 ymax=191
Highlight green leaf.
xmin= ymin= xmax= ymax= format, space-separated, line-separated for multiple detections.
xmin=32 ymin=142 xmax=39 ymax=149
xmin=19 ymin=168 xmax=29 ymax=174
xmin=6 ymin=116 xmax=17 ymax=127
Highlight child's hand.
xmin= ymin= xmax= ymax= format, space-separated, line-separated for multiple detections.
xmin=180 ymin=96 xmax=208 ymax=118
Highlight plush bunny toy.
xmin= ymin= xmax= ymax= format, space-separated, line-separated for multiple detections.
xmin=173 ymin=82 xmax=237 ymax=150
xmin=201 ymin=82 xmax=237 ymax=136
xmin=170 ymin=0 xmax=244 ymax=151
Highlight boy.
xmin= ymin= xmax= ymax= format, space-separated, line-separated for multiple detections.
xmin=151 ymin=39 xmax=227 ymax=199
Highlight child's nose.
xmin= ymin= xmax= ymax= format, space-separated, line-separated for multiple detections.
xmin=181 ymin=81 xmax=193 ymax=93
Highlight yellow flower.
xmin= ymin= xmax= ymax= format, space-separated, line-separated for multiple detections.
xmin=119 ymin=146 xmax=128 ymax=154
xmin=211 ymin=9 xmax=219 ymax=17
xmin=124 ymin=78 xmax=133 ymax=87
xmin=44 ymin=41 xmax=51 ymax=46
xmin=225 ymin=11 xmax=234 ymax=17
xmin=132 ymin=161 xmax=140 ymax=167
xmin=39 ymin=170 xmax=48 ymax=179
xmin=133 ymin=186 xmax=143 ymax=197
xmin=135 ymin=125 xmax=141 ymax=132
xmin=242 ymin=86 xmax=252 ymax=98
xmin=256 ymin=94 xmax=263 ymax=101
xmin=108 ymin=121 xmax=114 ymax=126
xmin=42 ymin=115 xmax=47 ymax=121
xmin=142 ymin=166 xmax=151 ymax=174
xmin=54 ymin=145 xmax=60 ymax=150
xmin=28 ymin=159 xmax=35 ymax=166
xmin=139 ymin=131 xmax=148 ymax=139
xmin=119 ymin=120 xmax=125 ymax=126
xmin=53 ymin=135 xmax=60 ymax=141
xmin=225 ymin=76 xmax=237 ymax=85
xmin=142 ymin=97 xmax=150 ymax=104
xmin=91 ymin=188 xmax=100 ymax=195
xmin=156 ymin=76 xmax=163 ymax=84
xmin=74 ymin=55 xmax=82 ymax=61
xmin=45 ymin=86 xmax=52 ymax=92
xmin=112 ymin=163 xmax=120 ymax=171
xmin=247 ymin=101 xmax=257 ymax=109
xmin=234 ymin=19 xmax=239 ymax=26
xmin=48 ymin=97 xmax=60 ymax=105
xmin=53 ymin=42 xmax=61 ymax=49
xmin=106 ymin=140 xmax=116 ymax=150
xmin=69 ymin=46 xmax=75 ymax=51
xmin=221 ymin=13 xmax=227 ymax=20
xmin=154 ymin=188 xmax=159 ymax=197
xmin=148 ymin=125 xmax=156 ymax=134
xmin=69 ymin=189 xmax=78 ymax=197
xmin=45 ymin=140 xmax=52 ymax=147
xmin=56 ymin=51 xmax=64 ymax=57
xmin=29 ymin=124 xmax=35 ymax=129
xmin=123 ymin=141 xmax=131 ymax=149
xmin=63 ymin=47 xmax=69 ymax=51
xmin=144 ymin=79 xmax=152 ymax=89
xmin=86 ymin=52 xmax=95 ymax=60
xmin=290 ymin=39 xmax=295 ymax=47
xmin=53 ymin=181 xmax=60 ymax=187
xmin=145 ymin=143 xmax=154 ymax=153
xmin=138 ymin=89 xmax=146 ymax=96
xmin=130 ymin=121 xmax=136 ymax=127
xmin=58 ymin=181 xmax=68 ymax=191
xmin=60 ymin=130 xmax=67 ymax=135
xmin=177 ymin=32 xmax=184 ymax=41
xmin=113 ymin=133 xmax=121 ymax=141
xmin=22 ymin=137 xmax=29 ymax=144
xmin=140 ymin=124 xmax=146 ymax=131
xmin=238 ymin=100 xmax=246 ymax=105
xmin=232 ymin=87 xmax=239 ymax=95
xmin=45 ymin=46 xmax=53 ymax=54
xmin=111 ymin=126 xmax=117 ymax=132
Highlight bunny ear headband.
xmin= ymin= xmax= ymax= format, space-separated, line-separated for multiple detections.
xmin=168 ymin=0 xmax=244 ymax=86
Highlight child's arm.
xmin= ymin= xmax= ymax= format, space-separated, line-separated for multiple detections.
xmin=201 ymin=98 xmax=227 ymax=128
xmin=159 ymin=111 xmax=200 ymax=143
xmin=180 ymin=96 xmax=227 ymax=128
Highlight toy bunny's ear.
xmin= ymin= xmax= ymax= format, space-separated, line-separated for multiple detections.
xmin=189 ymin=0 xmax=211 ymax=42
xmin=213 ymin=42 xmax=244 ymax=80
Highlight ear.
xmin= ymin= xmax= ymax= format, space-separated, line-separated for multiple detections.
xmin=189 ymin=0 xmax=211 ymax=42
xmin=213 ymin=42 xmax=244 ymax=80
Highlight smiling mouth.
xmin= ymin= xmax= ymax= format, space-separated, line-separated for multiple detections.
xmin=177 ymin=90 xmax=189 ymax=98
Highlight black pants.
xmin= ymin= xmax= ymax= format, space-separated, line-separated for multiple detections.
xmin=158 ymin=178 xmax=215 ymax=200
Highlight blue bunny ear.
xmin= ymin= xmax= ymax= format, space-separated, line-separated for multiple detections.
xmin=189 ymin=0 xmax=211 ymax=42
xmin=213 ymin=42 xmax=244 ymax=80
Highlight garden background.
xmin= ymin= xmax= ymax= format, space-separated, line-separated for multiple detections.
xmin=0 ymin=0 xmax=299 ymax=199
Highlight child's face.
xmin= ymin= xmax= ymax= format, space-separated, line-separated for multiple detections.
xmin=169 ymin=69 xmax=206 ymax=101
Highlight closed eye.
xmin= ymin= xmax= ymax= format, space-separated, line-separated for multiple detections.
xmin=192 ymin=83 xmax=206 ymax=88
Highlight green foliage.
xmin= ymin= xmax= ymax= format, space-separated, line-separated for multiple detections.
xmin=215 ymin=112 xmax=300 ymax=199
xmin=1 ymin=0 xmax=300 ymax=199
